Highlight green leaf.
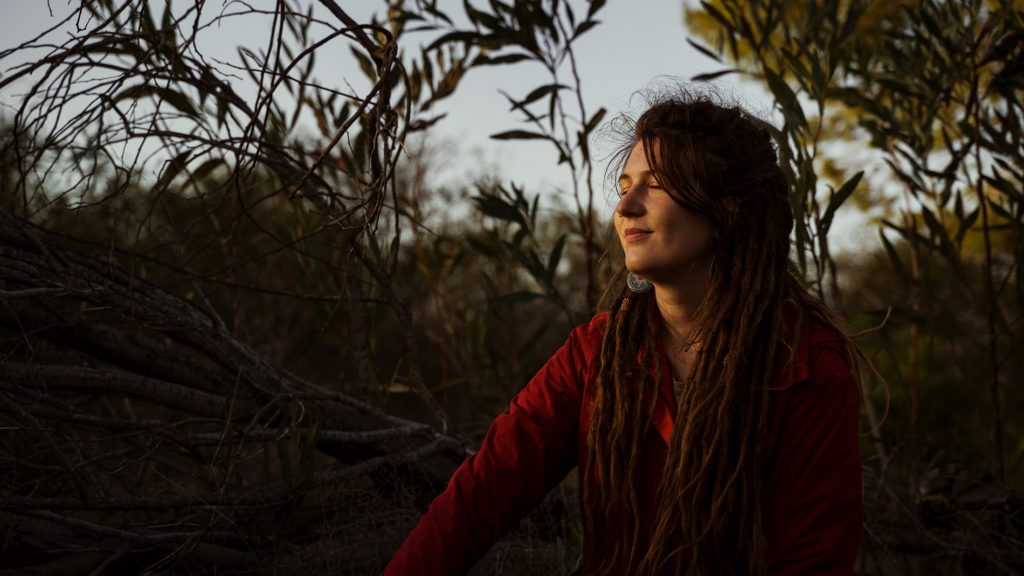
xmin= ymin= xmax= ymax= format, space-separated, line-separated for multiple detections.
xmin=547 ymin=234 xmax=567 ymax=283
xmin=161 ymin=2 xmax=173 ymax=32
xmin=527 ymin=187 xmax=539 ymax=226
xmin=190 ymin=157 xmax=225 ymax=181
xmin=700 ymin=1 xmax=734 ymax=30
xmin=989 ymin=198 xmax=1016 ymax=221
xmin=473 ymin=52 xmax=532 ymax=66
xmin=781 ymin=48 xmax=812 ymax=93
xmin=160 ymin=87 xmax=201 ymax=118
xmin=431 ymin=61 xmax=465 ymax=101
xmin=764 ymin=67 xmax=806 ymax=127
xmin=955 ymin=207 xmax=980 ymax=246
xmin=467 ymin=236 xmax=501 ymax=258
xmin=809 ymin=49 xmax=826 ymax=97
xmin=692 ymin=69 xmax=736 ymax=82
xmin=419 ymin=2 xmax=454 ymax=25
xmin=112 ymin=84 xmax=201 ymax=119
xmin=464 ymin=2 xmax=502 ymax=31
xmin=473 ymin=194 xmax=524 ymax=224
xmin=519 ymin=83 xmax=567 ymax=108
xmin=920 ymin=205 xmax=955 ymax=256
xmin=526 ymin=250 xmax=545 ymax=279
xmin=423 ymin=52 xmax=435 ymax=85
xmin=425 ymin=30 xmax=479 ymax=52
xmin=140 ymin=1 xmax=157 ymax=34
xmin=573 ymin=20 xmax=599 ymax=38
xmin=686 ymin=38 xmax=722 ymax=63
xmin=985 ymin=171 xmax=1024 ymax=203
xmin=351 ymin=46 xmax=378 ymax=82
xmin=490 ymin=129 xmax=549 ymax=141
xmin=820 ymin=171 xmax=863 ymax=232
xmin=153 ymin=150 xmax=192 ymax=191
xmin=584 ymin=107 xmax=606 ymax=134
xmin=878 ymin=230 xmax=906 ymax=280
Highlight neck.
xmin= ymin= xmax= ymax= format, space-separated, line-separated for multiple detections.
xmin=651 ymin=262 xmax=708 ymax=379
xmin=652 ymin=263 xmax=710 ymax=338
xmin=653 ymin=275 xmax=710 ymax=381
xmin=656 ymin=291 xmax=701 ymax=338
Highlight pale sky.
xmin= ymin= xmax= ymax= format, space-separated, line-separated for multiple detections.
xmin=0 ymin=0 xmax=769 ymax=222
xmin=379 ymin=0 xmax=771 ymax=215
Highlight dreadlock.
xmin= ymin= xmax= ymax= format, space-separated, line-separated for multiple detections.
xmin=582 ymin=91 xmax=849 ymax=575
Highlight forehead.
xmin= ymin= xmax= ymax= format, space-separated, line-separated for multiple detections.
xmin=619 ymin=141 xmax=655 ymax=180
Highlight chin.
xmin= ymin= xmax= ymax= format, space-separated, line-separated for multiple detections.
xmin=625 ymin=261 xmax=656 ymax=277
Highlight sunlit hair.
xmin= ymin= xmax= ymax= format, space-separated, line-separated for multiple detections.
xmin=583 ymin=88 xmax=850 ymax=575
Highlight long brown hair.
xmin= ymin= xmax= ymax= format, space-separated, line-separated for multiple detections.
xmin=583 ymin=91 xmax=848 ymax=575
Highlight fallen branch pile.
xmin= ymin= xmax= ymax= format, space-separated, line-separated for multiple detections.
xmin=0 ymin=207 xmax=463 ymax=574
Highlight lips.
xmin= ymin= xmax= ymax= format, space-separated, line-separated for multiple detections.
xmin=623 ymin=227 xmax=652 ymax=242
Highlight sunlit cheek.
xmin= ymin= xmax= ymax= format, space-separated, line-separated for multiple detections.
xmin=613 ymin=223 xmax=626 ymax=245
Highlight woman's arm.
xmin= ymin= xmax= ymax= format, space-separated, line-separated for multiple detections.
xmin=764 ymin=328 xmax=863 ymax=575
xmin=381 ymin=319 xmax=599 ymax=575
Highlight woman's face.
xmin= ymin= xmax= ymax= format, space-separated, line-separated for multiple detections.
xmin=614 ymin=141 xmax=716 ymax=287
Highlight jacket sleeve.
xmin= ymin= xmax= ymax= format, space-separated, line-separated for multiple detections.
xmin=381 ymin=321 xmax=594 ymax=576
xmin=764 ymin=330 xmax=863 ymax=575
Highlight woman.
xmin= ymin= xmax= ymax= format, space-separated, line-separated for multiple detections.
xmin=382 ymin=93 xmax=862 ymax=575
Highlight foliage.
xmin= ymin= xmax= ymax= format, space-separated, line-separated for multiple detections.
xmin=0 ymin=0 xmax=609 ymax=572
xmin=686 ymin=0 xmax=1024 ymax=571
xmin=391 ymin=0 xmax=612 ymax=310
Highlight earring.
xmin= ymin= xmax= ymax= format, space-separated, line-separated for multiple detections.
xmin=627 ymin=272 xmax=652 ymax=293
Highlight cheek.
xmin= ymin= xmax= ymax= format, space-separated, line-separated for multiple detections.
xmin=613 ymin=219 xmax=627 ymax=242
xmin=695 ymin=219 xmax=713 ymax=243
xmin=697 ymin=222 xmax=717 ymax=253
xmin=672 ymin=214 xmax=715 ymax=253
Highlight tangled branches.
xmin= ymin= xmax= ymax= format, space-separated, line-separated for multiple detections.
xmin=0 ymin=0 xmax=473 ymax=571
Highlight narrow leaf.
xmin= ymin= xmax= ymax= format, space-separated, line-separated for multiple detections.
xmin=190 ymin=157 xmax=225 ymax=180
xmin=879 ymin=230 xmax=906 ymax=280
xmin=692 ymin=69 xmax=736 ymax=82
xmin=820 ymin=171 xmax=863 ymax=232
xmin=490 ymin=129 xmax=549 ymax=141
xmin=520 ymin=83 xmax=567 ymax=108
xmin=547 ymin=234 xmax=567 ymax=282
xmin=425 ymin=30 xmax=479 ymax=51
xmin=764 ymin=67 xmax=806 ymax=126
xmin=154 ymin=150 xmax=192 ymax=191
xmin=473 ymin=53 xmax=532 ymax=66
xmin=686 ymin=38 xmax=722 ymax=63
xmin=573 ymin=20 xmax=599 ymax=38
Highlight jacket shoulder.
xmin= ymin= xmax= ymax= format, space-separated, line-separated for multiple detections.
xmin=773 ymin=312 xmax=851 ymax=391
xmin=579 ymin=311 xmax=611 ymax=339
xmin=571 ymin=312 xmax=610 ymax=364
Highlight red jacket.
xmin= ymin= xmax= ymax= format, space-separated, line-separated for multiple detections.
xmin=383 ymin=312 xmax=862 ymax=575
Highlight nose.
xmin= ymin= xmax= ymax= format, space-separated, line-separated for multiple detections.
xmin=615 ymin=185 xmax=644 ymax=218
